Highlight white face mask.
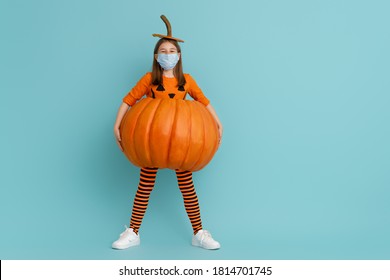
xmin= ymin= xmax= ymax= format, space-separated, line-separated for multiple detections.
xmin=157 ymin=53 xmax=179 ymax=70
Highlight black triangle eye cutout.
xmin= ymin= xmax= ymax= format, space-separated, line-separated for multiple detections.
xmin=178 ymin=85 xmax=185 ymax=91
xmin=157 ymin=84 xmax=165 ymax=91
xmin=151 ymin=89 xmax=156 ymax=98
xmin=168 ymin=93 xmax=176 ymax=99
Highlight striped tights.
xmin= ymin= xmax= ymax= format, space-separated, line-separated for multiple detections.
xmin=129 ymin=167 xmax=203 ymax=235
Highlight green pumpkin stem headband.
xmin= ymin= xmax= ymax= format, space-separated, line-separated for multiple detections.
xmin=152 ymin=15 xmax=184 ymax=43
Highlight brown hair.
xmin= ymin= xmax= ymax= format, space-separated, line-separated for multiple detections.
xmin=151 ymin=38 xmax=186 ymax=87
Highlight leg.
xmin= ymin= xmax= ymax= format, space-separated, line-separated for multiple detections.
xmin=175 ymin=170 xmax=203 ymax=235
xmin=175 ymin=170 xmax=221 ymax=250
xmin=130 ymin=167 xmax=158 ymax=234
xmin=112 ymin=167 xmax=158 ymax=249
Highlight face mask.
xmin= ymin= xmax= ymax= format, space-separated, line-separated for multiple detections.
xmin=157 ymin=53 xmax=179 ymax=70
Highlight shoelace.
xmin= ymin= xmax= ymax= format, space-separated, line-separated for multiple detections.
xmin=199 ymin=230 xmax=212 ymax=244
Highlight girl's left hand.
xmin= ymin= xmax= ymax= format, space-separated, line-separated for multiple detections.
xmin=205 ymin=103 xmax=223 ymax=147
xmin=218 ymin=124 xmax=223 ymax=147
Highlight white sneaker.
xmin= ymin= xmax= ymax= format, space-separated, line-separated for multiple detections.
xmin=192 ymin=230 xmax=221 ymax=250
xmin=112 ymin=226 xmax=140 ymax=250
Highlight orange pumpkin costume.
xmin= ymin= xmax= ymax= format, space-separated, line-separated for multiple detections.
xmin=120 ymin=72 xmax=218 ymax=172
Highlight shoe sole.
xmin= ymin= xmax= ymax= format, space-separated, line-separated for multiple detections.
xmin=112 ymin=240 xmax=140 ymax=250
xmin=192 ymin=242 xmax=221 ymax=250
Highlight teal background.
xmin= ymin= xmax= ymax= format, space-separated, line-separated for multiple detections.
xmin=1 ymin=0 xmax=389 ymax=260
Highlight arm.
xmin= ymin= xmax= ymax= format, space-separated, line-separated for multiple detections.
xmin=114 ymin=102 xmax=130 ymax=151
xmin=186 ymin=75 xmax=223 ymax=145
xmin=206 ymin=103 xmax=223 ymax=145
xmin=115 ymin=73 xmax=151 ymax=151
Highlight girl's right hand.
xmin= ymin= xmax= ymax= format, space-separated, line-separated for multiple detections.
xmin=113 ymin=102 xmax=130 ymax=152
xmin=114 ymin=126 xmax=124 ymax=152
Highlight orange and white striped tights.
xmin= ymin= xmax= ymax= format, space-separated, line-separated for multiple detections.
xmin=129 ymin=167 xmax=203 ymax=235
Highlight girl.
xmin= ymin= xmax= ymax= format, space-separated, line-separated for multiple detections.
xmin=112 ymin=19 xmax=223 ymax=250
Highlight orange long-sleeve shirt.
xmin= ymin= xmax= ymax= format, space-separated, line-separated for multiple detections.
xmin=123 ymin=72 xmax=210 ymax=106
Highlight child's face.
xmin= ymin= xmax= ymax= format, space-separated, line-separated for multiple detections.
xmin=155 ymin=42 xmax=181 ymax=60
